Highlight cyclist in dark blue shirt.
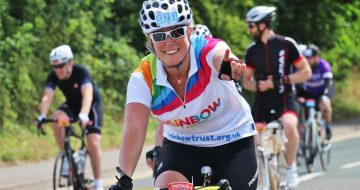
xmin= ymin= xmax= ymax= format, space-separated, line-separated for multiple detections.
xmin=37 ymin=45 xmax=104 ymax=190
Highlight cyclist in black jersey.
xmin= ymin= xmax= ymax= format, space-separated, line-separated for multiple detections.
xmin=243 ymin=6 xmax=312 ymax=189
xmin=37 ymin=45 xmax=104 ymax=190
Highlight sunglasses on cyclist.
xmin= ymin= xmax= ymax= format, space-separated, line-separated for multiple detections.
xmin=150 ymin=26 xmax=188 ymax=42
xmin=248 ymin=23 xmax=256 ymax=29
xmin=52 ymin=62 xmax=68 ymax=69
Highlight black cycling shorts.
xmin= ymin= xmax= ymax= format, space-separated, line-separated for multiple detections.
xmin=297 ymin=87 xmax=334 ymax=109
xmin=57 ymin=102 xmax=103 ymax=134
xmin=155 ymin=136 xmax=258 ymax=190
xmin=252 ymin=94 xmax=298 ymax=123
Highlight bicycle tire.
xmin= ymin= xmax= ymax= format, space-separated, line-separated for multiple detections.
xmin=319 ymin=142 xmax=332 ymax=171
xmin=277 ymin=150 xmax=288 ymax=190
xmin=256 ymin=148 xmax=271 ymax=190
xmin=303 ymin=120 xmax=319 ymax=173
xmin=53 ymin=152 xmax=73 ymax=190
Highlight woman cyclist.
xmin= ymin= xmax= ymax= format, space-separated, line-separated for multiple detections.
xmin=144 ymin=23 xmax=214 ymax=170
xmin=109 ymin=0 xmax=257 ymax=189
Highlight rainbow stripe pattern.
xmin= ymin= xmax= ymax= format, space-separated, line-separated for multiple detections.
xmin=134 ymin=35 xmax=223 ymax=116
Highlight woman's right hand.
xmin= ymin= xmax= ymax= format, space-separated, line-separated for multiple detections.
xmin=108 ymin=175 xmax=133 ymax=190
xmin=108 ymin=167 xmax=133 ymax=190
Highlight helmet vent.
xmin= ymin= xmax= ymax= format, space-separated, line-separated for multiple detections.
xmin=178 ymin=4 xmax=183 ymax=13
xmin=149 ymin=11 xmax=155 ymax=20
xmin=152 ymin=2 xmax=159 ymax=8
xmin=161 ymin=3 xmax=168 ymax=10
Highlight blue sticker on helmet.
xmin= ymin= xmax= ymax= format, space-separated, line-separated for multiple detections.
xmin=155 ymin=11 xmax=179 ymax=27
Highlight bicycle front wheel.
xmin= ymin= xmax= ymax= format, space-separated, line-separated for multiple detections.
xmin=303 ymin=120 xmax=319 ymax=173
xmin=256 ymin=148 xmax=271 ymax=190
xmin=320 ymin=142 xmax=332 ymax=171
xmin=53 ymin=152 xmax=73 ymax=190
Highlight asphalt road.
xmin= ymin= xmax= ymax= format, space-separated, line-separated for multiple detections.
xmin=1 ymin=119 xmax=359 ymax=190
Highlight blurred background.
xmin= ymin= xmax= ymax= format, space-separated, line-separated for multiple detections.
xmin=1 ymin=0 xmax=359 ymax=166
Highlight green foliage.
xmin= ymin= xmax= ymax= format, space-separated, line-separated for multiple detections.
xmin=1 ymin=0 xmax=360 ymax=165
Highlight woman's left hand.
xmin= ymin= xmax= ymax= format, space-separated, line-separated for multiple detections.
xmin=218 ymin=49 xmax=246 ymax=81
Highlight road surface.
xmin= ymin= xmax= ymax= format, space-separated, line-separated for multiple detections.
xmin=1 ymin=119 xmax=359 ymax=190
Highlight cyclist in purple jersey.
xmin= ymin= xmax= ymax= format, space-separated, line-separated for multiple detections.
xmin=37 ymin=45 xmax=104 ymax=190
xmin=298 ymin=44 xmax=334 ymax=140
xmin=243 ymin=6 xmax=312 ymax=189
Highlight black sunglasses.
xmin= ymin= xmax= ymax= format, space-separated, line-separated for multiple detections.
xmin=52 ymin=62 xmax=67 ymax=69
xmin=150 ymin=26 xmax=188 ymax=42
xmin=248 ymin=23 xmax=256 ymax=29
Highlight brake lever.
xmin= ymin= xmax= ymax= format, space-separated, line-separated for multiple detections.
xmin=36 ymin=120 xmax=47 ymax=136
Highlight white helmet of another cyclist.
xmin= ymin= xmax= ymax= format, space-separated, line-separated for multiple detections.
xmin=49 ymin=45 xmax=73 ymax=65
xmin=192 ymin=24 xmax=213 ymax=37
xmin=139 ymin=0 xmax=193 ymax=34
xmin=246 ymin=6 xmax=276 ymax=23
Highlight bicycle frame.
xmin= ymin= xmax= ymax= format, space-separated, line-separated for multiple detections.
xmin=300 ymin=98 xmax=331 ymax=172
xmin=256 ymin=119 xmax=288 ymax=190
xmin=37 ymin=118 xmax=90 ymax=190
xmin=155 ymin=166 xmax=231 ymax=190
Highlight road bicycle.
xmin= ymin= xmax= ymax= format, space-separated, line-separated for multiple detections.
xmin=152 ymin=166 xmax=232 ymax=190
xmin=37 ymin=118 xmax=92 ymax=190
xmin=298 ymin=97 xmax=332 ymax=173
xmin=146 ymin=149 xmax=231 ymax=190
xmin=255 ymin=111 xmax=288 ymax=190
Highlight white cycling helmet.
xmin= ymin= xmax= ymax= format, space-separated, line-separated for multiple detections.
xmin=246 ymin=6 xmax=276 ymax=23
xmin=139 ymin=0 xmax=193 ymax=34
xmin=49 ymin=45 xmax=73 ymax=65
xmin=192 ymin=24 xmax=212 ymax=37
xmin=298 ymin=44 xmax=307 ymax=55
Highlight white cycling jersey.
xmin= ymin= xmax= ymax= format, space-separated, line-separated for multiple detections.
xmin=126 ymin=35 xmax=256 ymax=147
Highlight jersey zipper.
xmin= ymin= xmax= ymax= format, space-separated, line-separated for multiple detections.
xmin=172 ymin=80 xmax=188 ymax=109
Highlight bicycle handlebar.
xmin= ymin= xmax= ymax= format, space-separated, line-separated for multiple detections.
xmin=36 ymin=117 xmax=79 ymax=136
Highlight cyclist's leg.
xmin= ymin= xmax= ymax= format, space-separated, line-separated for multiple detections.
xmin=319 ymin=95 xmax=333 ymax=139
xmin=280 ymin=97 xmax=300 ymax=188
xmin=154 ymin=139 xmax=203 ymax=188
xmin=86 ymin=102 xmax=104 ymax=189
xmin=51 ymin=103 xmax=74 ymax=150
xmin=281 ymin=112 xmax=299 ymax=166
xmin=213 ymin=136 xmax=258 ymax=190
xmin=279 ymin=94 xmax=299 ymax=166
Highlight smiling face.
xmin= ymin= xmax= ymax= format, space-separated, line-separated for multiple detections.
xmin=150 ymin=25 xmax=192 ymax=67
xmin=51 ymin=60 xmax=73 ymax=80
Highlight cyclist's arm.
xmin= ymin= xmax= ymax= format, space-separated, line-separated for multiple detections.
xmin=242 ymin=68 xmax=257 ymax=92
xmin=39 ymin=88 xmax=55 ymax=116
xmin=288 ymin=57 xmax=312 ymax=84
xmin=80 ymin=83 xmax=93 ymax=115
xmin=322 ymin=78 xmax=333 ymax=96
xmin=119 ymin=102 xmax=150 ymax=177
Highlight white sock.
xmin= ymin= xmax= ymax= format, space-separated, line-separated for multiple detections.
xmin=288 ymin=162 xmax=297 ymax=170
xmin=94 ymin=179 xmax=103 ymax=187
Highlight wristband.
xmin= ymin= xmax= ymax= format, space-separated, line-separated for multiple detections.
xmin=78 ymin=112 xmax=89 ymax=124
xmin=37 ymin=114 xmax=46 ymax=122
